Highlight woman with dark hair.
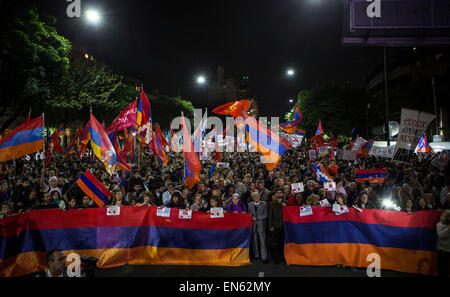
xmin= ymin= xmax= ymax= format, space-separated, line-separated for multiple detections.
xmin=354 ymin=192 xmax=377 ymax=209
xmin=401 ymin=197 xmax=415 ymax=213
xmin=168 ymin=191 xmax=186 ymax=209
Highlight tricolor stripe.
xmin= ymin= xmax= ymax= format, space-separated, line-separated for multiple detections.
xmin=283 ymin=206 xmax=442 ymax=275
xmin=355 ymin=169 xmax=386 ymax=183
xmin=76 ymin=170 xmax=111 ymax=207
xmin=0 ymin=207 xmax=252 ymax=277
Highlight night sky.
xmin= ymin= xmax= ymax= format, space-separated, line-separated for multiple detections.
xmin=35 ymin=0 xmax=383 ymax=118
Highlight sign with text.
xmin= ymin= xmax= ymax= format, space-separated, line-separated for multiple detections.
xmin=343 ymin=150 xmax=357 ymax=160
xmin=393 ymin=108 xmax=435 ymax=163
xmin=291 ymin=182 xmax=304 ymax=193
xmin=300 ymin=205 xmax=313 ymax=217
xmin=156 ymin=207 xmax=171 ymax=217
xmin=210 ymin=207 xmax=224 ymax=218
xmin=324 ymin=182 xmax=336 ymax=192
xmin=178 ymin=209 xmax=193 ymax=219
xmin=280 ymin=132 xmax=304 ymax=148
xmin=317 ymin=146 xmax=329 ymax=157
xmin=369 ymin=145 xmax=395 ymax=158
xmin=309 ymin=150 xmax=317 ymax=160
xmin=107 ymin=206 xmax=120 ymax=216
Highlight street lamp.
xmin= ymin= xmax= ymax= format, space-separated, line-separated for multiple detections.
xmin=86 ymin=10 xmax=101 ymax=24
xmin=287 ymin=69 xmax=295 ymax=77
xmin=289 ymin=99 xmax=294 ymax=103
xmin=197 ymin=76 xmax=206 ymax=84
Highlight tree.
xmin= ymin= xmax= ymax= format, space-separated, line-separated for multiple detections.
xmin=284 ymin=85 xmax=369 ymax=139
xmin=151 ymin=94 xmax=195 ymax=129
xmin=0 ymin=4 xmax=71 ymax=134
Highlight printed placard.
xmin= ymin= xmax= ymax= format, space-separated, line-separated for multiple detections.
xmin=178 ymin=209 xmax=192 ymax=219
xmin=319 ymin=199 xmax=331 ymax=207
xmin=300 ymin=205 xmax=313 ymax=217
xmin=157 ymin=207 xmax=171 ymax=217
xmin=216 ymin=162 xmax=230 ymax=168
xmin=107 ymin=205 xmax=120 ymax=216
xmin=317 ymin=146 xmax=329 ymax=157
xmin=308 ymin=150 xmax=317 ymax=160
xmin=343 ymin=150 xmax=357 ymax=160
xmin=291 ymin=182 xmax=304 ymax=193
xmin=324 ymin=182 xmax=336 ymax=192
xmin=333 ymin=204 xmax=349 ymax=215
xmin=210 ymin=207 xmax=224 ymax=218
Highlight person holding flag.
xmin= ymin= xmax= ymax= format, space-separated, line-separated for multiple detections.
xmin=181 ymin=112 xmax=202 ymax=189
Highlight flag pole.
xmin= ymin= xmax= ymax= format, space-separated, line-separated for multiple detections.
xmin=137 ymin=84 xmax=142 ymax=171
xmin=42 ymin=113 xmax=46 ymax=170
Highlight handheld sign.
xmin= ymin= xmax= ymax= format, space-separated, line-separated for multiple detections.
xmin=210 ymin=207 xmax=224 ymax=218
xmin=324 ymin=182 xmax=336 ymax=192
xmin=319 ymin=199 xmax=331 ymax=207
xmin=300 ymin=205 xmax=313 ymax=217
xmin=333 ymin=204 xmax=349 ymax=215
xmin=107 ymin=205 xmax=120 ymax=216
xmin=217 ymin=162 xmax=230 ymax=168
xmin=178 ymin=209 xmax=192 ymax=219
xmin=291 ymin=182 xmax=304 ymax=193
xmin=317 ymin=146 xmax=329 ymax=157
xmin=157 ymin=207 xmax=171 ymax=217
xmin=308 ymin=150 xmax=317 ymax=160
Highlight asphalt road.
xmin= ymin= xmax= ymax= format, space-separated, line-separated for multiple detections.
xmin=94 ymin=259 xmax=421 ymax=277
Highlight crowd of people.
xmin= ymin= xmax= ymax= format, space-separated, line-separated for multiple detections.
xmin=1 ymin=143 xmax=450 ymax=274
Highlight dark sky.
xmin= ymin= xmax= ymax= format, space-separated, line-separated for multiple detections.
xmin=35 ymin=0 xmax=382 ymax=118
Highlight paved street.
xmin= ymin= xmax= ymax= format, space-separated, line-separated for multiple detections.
xmin=95 ymin=259 xmax=421 ymax=277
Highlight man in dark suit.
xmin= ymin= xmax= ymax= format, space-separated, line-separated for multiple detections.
xmin=248 ymin=191 xmax=268 ymax=262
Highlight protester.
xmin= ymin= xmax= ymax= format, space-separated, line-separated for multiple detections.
xmin=248 ymin=191 xmax=268 ymax=262
xmin=355 ymin=192 xmax=377 ymax=209
xmin=268 ymin=188 xmax=285 ymax=264
xmin=227 ymin=193 xmax=247 ymax=213
xmin=35 ymin=249 xmax=68 ymax=277
xmin=436 ymin=210 xmax=450 ymax=277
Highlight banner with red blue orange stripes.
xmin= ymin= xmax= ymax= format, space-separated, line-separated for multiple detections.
xmin=283 ymin=206 xmax=443 ymax=275
xmin=0 ymin=206 xmax=252 ymax=277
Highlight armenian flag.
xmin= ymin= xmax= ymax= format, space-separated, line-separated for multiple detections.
xmin=244 ymin=114 xmax=291 ymax=171
xmin=415 ymin=135 xmax=433 ymax=155
xmin=316 ymin=121 xmax=324 ymax=135
xmin=355 ymin=168 xmax=386 ymax=184
xmin=148 ymin=131 xmax=168 ymax=166
xmin=137 ymin=89 xmax=151 ymax=127
xmin=212 ymin=100 xmax=252 ymax=118
xmin=284 ymin=206 xmax=442 ymax=275
xmin=0 ymin=116 xmax=44 ymax=162
xmin=78 ymin=121 xmax=91 ymax=158
xmin=310 ymin=162 xmax=334 ymax=183
xmin=181 ymin=112 xmax=202 ymax=188
xmin=0 ymin=206 xmax=252 ymax=277
xmin=65 ymin=126 xmax=82 ymax=156
xmin=280 ymin=106 xmax=303 ymax=130
xmin=155 ymin=124 xmax=168 ymax=149
xmin=76 ymin=170 xmax=111 ymax=207
xmin=89 ymin=113 xmax=117 ymax=174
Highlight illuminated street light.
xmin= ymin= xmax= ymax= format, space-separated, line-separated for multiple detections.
xmin=86 ymin=10 xmax=101 ymax=24
xmin=197 ymin=76 xmax=206 ymax=84
xmin=287 ymin=69 xmax=295 ymax=76
xmin=289 ymin=99 xmax=294 ymax=103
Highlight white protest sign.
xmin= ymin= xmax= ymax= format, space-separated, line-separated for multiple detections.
xmin=291 ymin=182 xmax=304 ymax=193
xmin=352 ymin=137 xmax=366 ymax=151
xmin=333 ymin=204 xmax=349 ymax=215
xmin=157 ymin=207 xmax=171 ymax=217
xmin=210 ymin=207 xmax=224 ymax=218
xmin=300 ymin=205 xmax=313 ymax=217
xmin=178 ymin=209 xmax=192 ymax=219
xmin=317 ymin=146 xmax=329 ymax=157
xmin=199 ymin=148 xmax=209 ymax=161
xmin=393 ymin=108 xmax=435 ymax=163
xmin=369 ymin=146 xmax=395 ymax=158
xmin=309 ymin=150 xmax=317 ymax=160
xmin=319 ymin=199 xmax=331 ymax=207
xmin=280 ymin=132 xmax=304 ymax=148
xmin=324 ymin=182 xmax=336 ymax=192
xmin=107 ymin=206 xmax=120 ymax=216
xmin=217 ymin=162 xmax=230 ymax=168
xmin=343 ymin=150 xmax=357 ymax=160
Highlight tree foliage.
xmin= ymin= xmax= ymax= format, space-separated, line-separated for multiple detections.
xmin=0 ymin=4 xmax=71 ymax=133
xmin=285 ymin=85 xmax=369 ymax=139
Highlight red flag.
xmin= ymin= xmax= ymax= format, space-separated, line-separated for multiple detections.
xmin=212 ymin=100 xmax=252 ymax=118
xmin=155 ymin=124 xmax=168 ymax=148
xmin=79 ymin=121 xmax=91 ymax=158
xmin=109 ymin=100 xmax=138 ymax=131
xmin=50 ymin=124 xmax=64 ymax=154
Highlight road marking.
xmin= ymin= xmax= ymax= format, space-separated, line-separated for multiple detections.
xmin=258 ymin=272 xmax=264 ymax=277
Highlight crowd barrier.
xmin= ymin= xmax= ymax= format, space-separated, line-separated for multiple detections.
xmin=0 ymin=206 xmax=252 ymax=277
xmin=283 ymin=206 xmax=443 ymax=275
